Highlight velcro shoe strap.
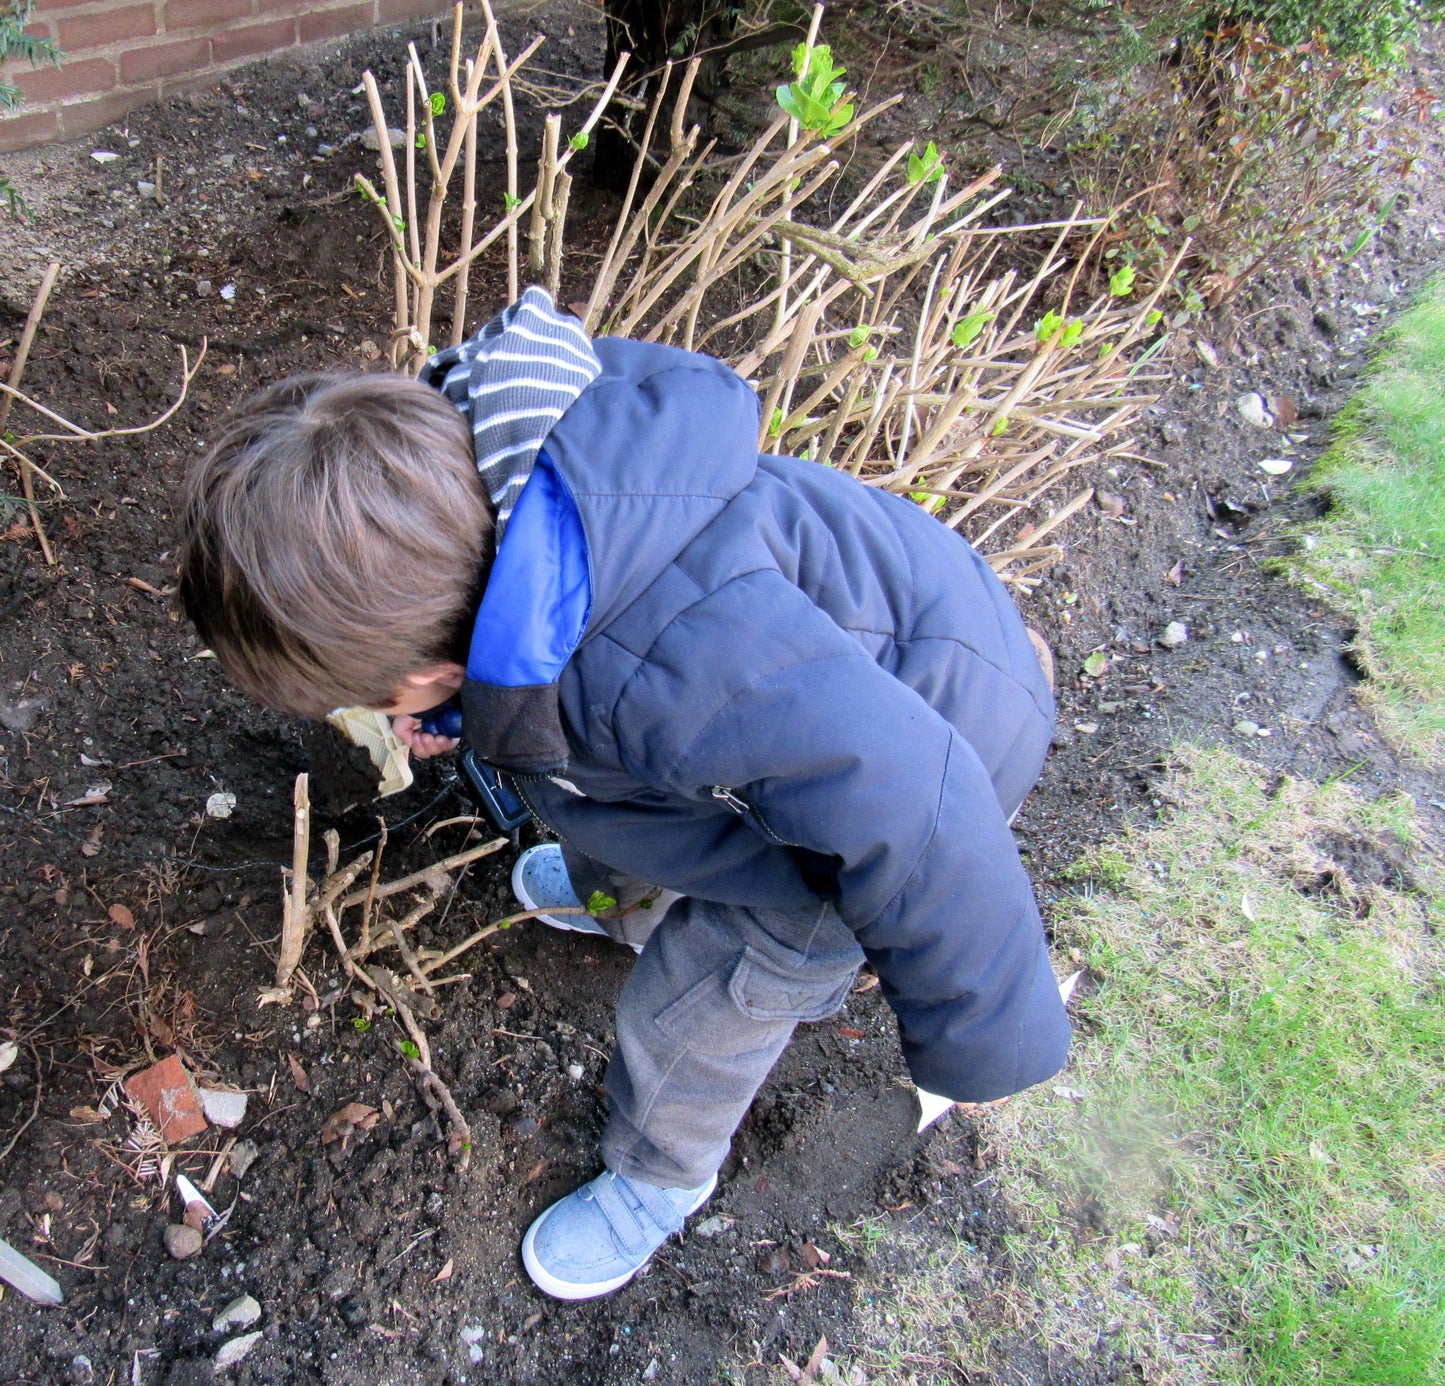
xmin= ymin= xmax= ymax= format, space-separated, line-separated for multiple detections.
xmin=589 ymin=1174 xmax=684 ymax=1257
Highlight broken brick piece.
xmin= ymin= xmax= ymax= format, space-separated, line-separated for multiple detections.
xmin=125 ymin=1054 xmax=207 ymax=1144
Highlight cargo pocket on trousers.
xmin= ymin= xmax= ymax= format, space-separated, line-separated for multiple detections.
xmin=653 ymin=948 xmax=854 ymax=1058
xmin=728 ymin=946 xmax=855 ymax=1024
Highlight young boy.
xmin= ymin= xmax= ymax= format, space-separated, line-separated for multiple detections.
xmin=179 ymin=287 xmax=1070 ymax=1302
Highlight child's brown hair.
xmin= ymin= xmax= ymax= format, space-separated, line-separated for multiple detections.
xmin=177 ymin=371 xmax=493 ymax=719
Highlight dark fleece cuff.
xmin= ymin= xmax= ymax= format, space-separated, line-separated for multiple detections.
xmin=460 ymin=680 xmax=570 ymax=776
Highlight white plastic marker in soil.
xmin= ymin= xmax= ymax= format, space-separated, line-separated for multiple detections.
xmin=0 ymin=1236 xmax=63 ymax=1305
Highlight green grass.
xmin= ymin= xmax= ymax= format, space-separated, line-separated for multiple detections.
xmin=829 ymin=748 xmax=1444 ymax=1385
xmin=1296 ymin=274 xmax=1445 ymax=762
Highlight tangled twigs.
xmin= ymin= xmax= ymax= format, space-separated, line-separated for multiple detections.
xmin=1 ymin=299 xmax=206 ymax=565
xmin=266 ymin=773 xmax=511 ymax=1167
xmin=358 ymin=6 xmax=1171 ymax=575
xmin=354 ymin=0 xmax=628 ymax=370
xmin=0 ymin=263 xmax=61 ymax=562
xmin=365 ymin=965 xmax=472 ymax=1170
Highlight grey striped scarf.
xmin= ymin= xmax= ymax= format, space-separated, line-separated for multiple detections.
xmin=421 ymin=287 xmax=602 ymax=540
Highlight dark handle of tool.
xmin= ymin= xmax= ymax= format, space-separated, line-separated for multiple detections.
xmin=417 ymin=703 xmax=464 ymax=739
xmin=411 ymin=702 xmax=533 ymax=834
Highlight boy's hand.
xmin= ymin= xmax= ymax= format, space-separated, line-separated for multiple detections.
xmin=391 ymin=714 xmax=460 ymax=760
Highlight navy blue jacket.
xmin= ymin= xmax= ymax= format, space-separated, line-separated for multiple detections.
xmin=456 ymin=336 xmax=1070 ymax=1103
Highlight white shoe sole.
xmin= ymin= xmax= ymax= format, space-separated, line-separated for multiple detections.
xmin=511 ymin=846 xmax=644 ymax=952
xmin=520 ymin=1173 xmax=717 ymax=1301
xmin=511 ymin=846 xmax=604 ymax=934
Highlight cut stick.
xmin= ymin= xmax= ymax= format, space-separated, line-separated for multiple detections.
xmin=276 ymin=774 xmax=311 ymax=986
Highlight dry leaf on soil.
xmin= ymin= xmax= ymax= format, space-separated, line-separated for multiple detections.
xmin=320 ymin=1102 xmax=379 ymax=1150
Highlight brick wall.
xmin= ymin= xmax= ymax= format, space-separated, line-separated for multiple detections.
xmin=0 ymin=0 xmax=449 ymax=153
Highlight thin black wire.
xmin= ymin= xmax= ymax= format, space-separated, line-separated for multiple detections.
xmin=0 ymin=776 xmax=465 ymax=876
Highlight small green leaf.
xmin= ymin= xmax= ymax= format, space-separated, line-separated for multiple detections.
xmin=847 ymin=324 xmax=871 ymax=350
xmin=862 ymin=345 xmax=878 ymax=363
xmin=569 ymin=130 xmax=589 ymax=152
xmin=1098 ymin=339 xmax=1116 ymax=359
xmin=391 ymin=213 xmax=406 ymax=235
xmin=399 ymin=1040 xmax=421 ymax=1060
xmin=951 ymin=311 xmax=993 ymax=349
xmin=1145 ymin=309 xmax=1164 ymax=328
xmin=430 ymin=91 xmax=446 ymax=116
xmin=585 ymin=890 xmax=617 ymax=915
xmin=990 ymin=415 xmax=1009 ymax=437
xmin=906 ymin=140 xmax=944 ymax=185
xmin=1108 ymin=264 xmax=1135 ymax=298
xmin=503 ymin=192 xmax=521 ymax=211
xmin=415 ymin=132 xmax=427 ymax=150
xmin=1082 ymin=651 xmax=1108 ymax=678
xmin=352 ymin=1017 xmax=371 ymax=1032
xmin=768 ymin=407 xmax=785 ymax=438
xmin=1181 ymin=213 xmax=1201 ymax=232
xmin=778 ymin=44 xmax=851 ymax=134
xmin=1059 ymin=318 xmax=1085 ymax=349
xmin=776 ymin=84 xmax=806 ymax=122
xmin=1034 ymin=310 xmax=1065 ymax=344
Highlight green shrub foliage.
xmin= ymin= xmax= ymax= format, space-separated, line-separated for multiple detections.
xmin=1069 ymin=23 xmax=1430 ymax=308
xmin=1 ymin=0 xmax=61 ymax=111
xmin=1207 ymin=0 xmax=1445 ymax=64
xmin=2 ymin=0 xmax=64 ymax=215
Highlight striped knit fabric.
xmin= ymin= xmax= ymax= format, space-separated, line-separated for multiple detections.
xmin=421 ymin=287 xmax=602 ymax=540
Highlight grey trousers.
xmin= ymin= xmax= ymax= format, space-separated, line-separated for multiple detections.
xmin=562 ymin=845 xmax=864 ymax=1190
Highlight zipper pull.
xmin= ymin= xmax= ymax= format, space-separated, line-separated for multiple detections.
xmin=711 ymin=785 xmax=748 ymax=814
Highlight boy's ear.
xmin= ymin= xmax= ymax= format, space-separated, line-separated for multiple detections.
xmin=404 ymin=662 xmax=466 ymax=690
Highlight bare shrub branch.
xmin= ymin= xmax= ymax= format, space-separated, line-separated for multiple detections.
xmin=353 ymin=6 xmax=1170 ymax=578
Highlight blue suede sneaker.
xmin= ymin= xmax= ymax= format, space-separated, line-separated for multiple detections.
xmin=521 ymin=1169 xmax=718 ymax=1300
xmin=511 ymin=843 xmax=613 ymax=940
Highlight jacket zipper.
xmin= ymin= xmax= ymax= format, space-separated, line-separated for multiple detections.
xmin=710 ymin=785 xmax=798 ymax=848
xmin=509 ymin=772 xmax=561 ymax=841
xmin=517 ymin=777 xmax=800 ymax=852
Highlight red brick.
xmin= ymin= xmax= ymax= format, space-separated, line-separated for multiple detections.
xmin=0 ymin=106 xmax=60 ymax=155
xmin=58 ymin=4 xmax=158 ymax=53
xmin=164 ymin=0 xmax=251 ymax=31
xmin=32 ymin=0 xmax=112 ymax=12
xmin=212 ymin=15 xmax=295 ymax=62
xmin=253 ymin=0 xmax=298 ymax=15
xmin=119 ymin=34 xmax=210 ymax=82
xmin=56 ymin=86 xmax=152 ymax=138
xmin=11 ymin=54 xmax=115 ymax=103
xmin=377 ymin=0 xmax=445 ymax=23
xmin=298 ymin=0 xmax=374 ymax=43
xmin=125 ymin=1055 xmax=208 ymax=1144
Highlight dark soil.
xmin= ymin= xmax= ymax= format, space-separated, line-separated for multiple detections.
xmin=1 ymin=8 xmax=1441 ymax=1384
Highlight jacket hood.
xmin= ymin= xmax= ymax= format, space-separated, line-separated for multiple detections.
xmin=420 ymin=286 xmax=601 ymax=541
xmin=426 ymin=296 xmax=762 ymax=773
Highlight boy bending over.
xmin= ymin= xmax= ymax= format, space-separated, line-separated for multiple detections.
xmin=178 ymin=288 xmax=1070 ymax=1301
